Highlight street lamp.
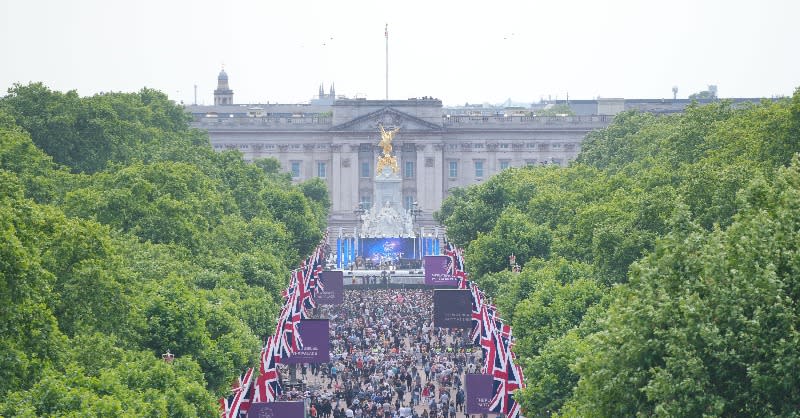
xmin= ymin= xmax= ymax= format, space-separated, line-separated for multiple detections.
xmin=353 ymin=202 xmax=366 ymax=216
xmin=410 ymin=201 xmax=422 ymax=221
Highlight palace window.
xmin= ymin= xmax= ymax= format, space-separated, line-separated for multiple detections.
xmin=317 ymin=161 xmax=327 ymax=178
xmin=360 ymin=161 xmax=371 ymax=178
xmin=448 ymin=161 xmax=458 ymax=178
xmin=404 ymin=161 xmax=415 ymax=178
xmin=404 ymin=195 xmax=415 ymax=210
xmin=500 ymin=160 xmax=511 ymax=170
xmin=360 ymin=194 xmax=372 ymax=209
xmin=474 ymin=160 xmax=484 ymax=178
xmin=290 ymin=161 xmax=301 ymax=178
xmin=525 ymin=159 xmax=536 ymax=167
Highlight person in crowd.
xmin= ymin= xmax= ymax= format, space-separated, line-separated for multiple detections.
xmin=278 ymin=288 xmax=482 ymax=418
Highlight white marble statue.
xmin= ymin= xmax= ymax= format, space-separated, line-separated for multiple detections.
xmin=359 ymin=201 xmax=415 ymax=237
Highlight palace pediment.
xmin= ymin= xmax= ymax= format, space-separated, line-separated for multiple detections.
xmin=329 ymin=107 xmax=443 ymax=132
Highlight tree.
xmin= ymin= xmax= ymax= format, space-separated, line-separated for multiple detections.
xmin=564 ymin=159 xmax=800 ymax=416
xmin=0 ymin=188 xmax=67 ymax=396
xmin=465 ymin=207 xmax=552 ymax=279
xmin=438 ymin=88 xmax=800 ymax=416
xmin=299 ymin=177 xmax=332 ymax=233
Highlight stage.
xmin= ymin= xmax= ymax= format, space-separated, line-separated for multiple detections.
xmin=335 ymin=236 xmax=440 ymax=270
xmin=332 ymin=269 xmax=427 ymax=286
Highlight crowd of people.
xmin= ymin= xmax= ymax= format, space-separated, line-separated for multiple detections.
xmin=277 ymin=288 xmax=489 ymax=418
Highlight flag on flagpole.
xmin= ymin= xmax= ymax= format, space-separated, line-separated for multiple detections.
xmin=254 ymin=336 xmax=282 ymax=402
xmin=219 ymin=368 xmax=254 ymax=418
xmin=443 ymin=242 xmax=525 ymax=416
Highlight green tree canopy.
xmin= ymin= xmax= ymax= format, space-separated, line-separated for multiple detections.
xmin=437 ymin=88 xmax=800 ymax=416
xmin=0 ymin=84 xmax=329 ymax=413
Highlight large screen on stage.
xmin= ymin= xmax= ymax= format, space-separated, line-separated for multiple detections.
xmin=360 ymin=238 xmax=416 ymax=263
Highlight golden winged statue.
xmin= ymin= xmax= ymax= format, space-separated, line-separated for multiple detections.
xmin=376 ymin=125 xmax=400 ymax=174
xmin=378 ymin=125 xmax=400 ymax=156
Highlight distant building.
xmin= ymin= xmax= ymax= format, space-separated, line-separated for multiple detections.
xmin=187 ymin=70 xmax=767 ymax=232
xmin=213 ymin=69 xmax=233 ymax=105
xmin=311 ymin=83 xmax=337 ymax=105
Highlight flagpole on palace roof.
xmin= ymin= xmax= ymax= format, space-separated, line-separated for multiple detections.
xmin=385 ymin=23 xmax=389 ymax=100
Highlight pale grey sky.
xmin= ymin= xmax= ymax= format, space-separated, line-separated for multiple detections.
xmin=1 ymin=0 xmax=798 ymax=106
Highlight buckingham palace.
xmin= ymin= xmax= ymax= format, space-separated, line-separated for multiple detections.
xmin=185 ymin=70 xmax=617 ymax=230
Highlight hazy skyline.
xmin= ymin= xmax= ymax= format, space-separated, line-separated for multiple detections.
xmin=2 ymin=0 xmax=798 ymax=107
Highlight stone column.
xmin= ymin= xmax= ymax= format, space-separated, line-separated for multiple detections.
xmin=415 ymin=143 xmax=427 ymax=213
xmin=345 ymin=143 xmax=360 ymax=211
xmin=432 ymin=143 xmax=445 ymax=213
xmin=278 ymin=144 xmax=289 ymax=177
xmin=304 ymin=144 xmax=315 ymax=182
xmin=331 ymin=144 xmax=343 ymax=212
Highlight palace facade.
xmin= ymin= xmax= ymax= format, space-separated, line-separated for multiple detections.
xmin=184 ymin=70 xmax=689 ymax=232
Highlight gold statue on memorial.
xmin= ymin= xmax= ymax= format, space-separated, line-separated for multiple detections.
xmin=376 ymin=125 xmax=400 ymax=174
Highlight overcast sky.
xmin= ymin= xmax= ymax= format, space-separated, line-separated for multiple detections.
xmin=1 ymin=0 xmax=797 ymax=106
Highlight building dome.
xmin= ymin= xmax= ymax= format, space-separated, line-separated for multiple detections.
xmin=214 ymin=68 xmax=233 ymax=105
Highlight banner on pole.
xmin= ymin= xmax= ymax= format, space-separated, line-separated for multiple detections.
xmin=278 ymin=320 xmax=330 ymax=364
xmin=248 ymin=401 xmax=304 ymax=418
xmin=466 ymin=374 xmax=494 ymax=414
xmin=316 ymin=271 xmax=343 ymax=305
xmin=424 ymin=255 xmax=458 ymax=286
xmin=433 ymin=289 xmax=473 ymax=328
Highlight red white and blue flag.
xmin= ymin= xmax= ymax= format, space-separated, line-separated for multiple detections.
xmin=219 ymin=367 xmax=253 ymax=418
xmin=445 ymin=241 xmax=525 ymax=418
xmin=253 ymin=336 xmax=282 ymax=403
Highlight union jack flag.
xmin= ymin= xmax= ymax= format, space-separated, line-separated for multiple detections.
xmin=469 ymin=287 xmax=487 ymax=345
xmin=272 ymin=299 xmax=294 ymax=359
xmin=300 ymin=248 xmax=324 ymax=299
xmin=445 ymin=243 xmax=470 ymax=287
xmin=253 ymin=336 xmax=282 ymax=402
xmin=505 ymin=357 xmax=524 ymax=418
xmin=488 ymin=328 xmax=513 ymax=411
xmin=434 ymin=242 xmax=525 ymax=416
xmin=219 ymin=367 xmax=253 ymax=418
xmin=479 ymin=303 xmax=499 ymax=375
xmin=235 ymin=235 xmax=331 ymax=407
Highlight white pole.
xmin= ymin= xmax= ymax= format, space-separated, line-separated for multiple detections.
xmin=385 ymin=23 xmax=388 ymax=100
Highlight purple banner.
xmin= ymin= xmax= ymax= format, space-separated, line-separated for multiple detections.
xmin=424 ymin=255 xmax=458 ymax=286
xmin=466 ymin=374 xmax=494 ymax=414
xmin=433 ymin=289 xmax=473 ymax=328
xmin=278 ymin=320 xmax=330 ymax=364
xmin=316 ymin=271 xmax=343 ymax=305
xmin=248 ymin=401 xmax=304 ymax=418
